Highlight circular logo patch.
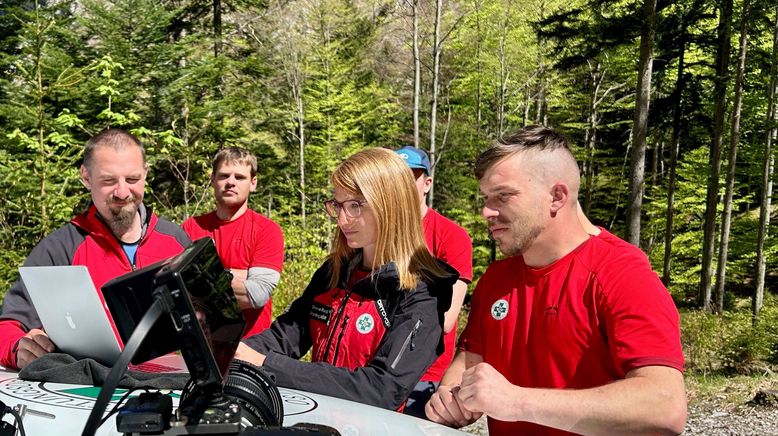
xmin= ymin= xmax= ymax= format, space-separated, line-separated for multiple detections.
xmin=491 ymin=299 xmax=509 ymax=320
xmin=278 ymin=389 xmax=318 ymax=416
xmin=355 ymin=314 xmax=375 ymax=334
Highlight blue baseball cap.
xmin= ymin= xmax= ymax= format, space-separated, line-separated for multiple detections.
xmin=395 ymin=146 xmax=431 ymax=175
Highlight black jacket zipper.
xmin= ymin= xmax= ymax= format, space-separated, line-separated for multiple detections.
xmin=321 ymin=289 xmax=352 ymax=363
xmin=331 ymin=315 xmax=350 ymax=366
xmin=390 ymin=319 xmax=422 ymax=370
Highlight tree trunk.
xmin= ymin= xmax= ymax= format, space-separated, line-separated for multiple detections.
xmin=625 ymin=0 xmax=657 ymax=246
xmin=497 ymin=9 xmax=509 ymax=135
xmin=475 ymin=0 xmax=483 ymax=131
xmin=412 ymin=0 xmax=420 ymax=149
xmin=700 ymin=0 xmax=733 ymax=311
xmin=523 ymin=82 xmax=531 ymax=126
xmin=33 ymin=2 xmax=48 ymax=236
xmin=714 ymin=0 xmax=750 ymax=313
xmin=534 ymin=66 xmax=545 ymax=125
xmin=535 ymin=77 xmax=545 ymax=125
xmin=213 ymin=0 xmax=222 ymax=57
xmin=662 ymin=21 xmax=687 ymax=286
xmin=535 ymin=1 xmax=547 ymax=126
xmin=754 ymin=6 xmax=778 ymax=325
xmin=583 ymin=60 xmax=603 ymax=213
xmin=428 ymin=0 xmax=443 ymax=208
xmin=651 ymin=141 xmax=661 ymax=187
xmin=497 ymin=34 xmax=508 ymax=138
xmin=281 ymin=25 xmax=307 ymax=230
xmin=295 ymin=80 xmax=306 ymax=230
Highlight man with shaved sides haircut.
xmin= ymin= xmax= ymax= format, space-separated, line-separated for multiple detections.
xmin=0 ymin=128 xmax=190 ymax=369
xmin=426 ymin=125 xmax=687 ymax=435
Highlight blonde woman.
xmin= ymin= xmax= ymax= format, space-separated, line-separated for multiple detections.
xmin=236 ymin=148 xmax=458 ymax=410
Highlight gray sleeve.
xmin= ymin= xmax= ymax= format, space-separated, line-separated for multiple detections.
xmin=243 ymin=266 xmax=281 ymax=308
xmin=1 ymin=224 xmax=83 ymax=329
xmin=1 ymin=279 xmax=39 ymax=331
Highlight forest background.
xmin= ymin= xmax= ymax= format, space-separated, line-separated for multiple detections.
xmin=1 ymin=0 xmax=778 ymax=381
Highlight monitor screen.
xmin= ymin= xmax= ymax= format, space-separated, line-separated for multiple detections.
xmin=102 ymin=260 xmax=176 ymax=364
xmin=103 ymin=237 xmax=245 ymax=388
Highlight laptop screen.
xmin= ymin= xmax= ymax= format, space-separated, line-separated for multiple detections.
xmin=19 ymin=265 xmax=122 ymax=366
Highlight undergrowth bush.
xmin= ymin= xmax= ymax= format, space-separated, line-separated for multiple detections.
xmin=681 ymin=295 xmax=778 ymax=376
xmin=272 ymin=222 xmax=330 ymax=317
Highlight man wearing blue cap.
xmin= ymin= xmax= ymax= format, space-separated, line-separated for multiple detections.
xmin=395 ymin=146 xmax=473 ymax=419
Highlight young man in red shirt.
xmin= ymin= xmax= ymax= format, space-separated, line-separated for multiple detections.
xmin=426 ymin=126 xmax=687 ymax=435
xmin=395 ymin=146 xmax=473 ymax=419
xmin=183 ymin=147 xmax=284 ymax=337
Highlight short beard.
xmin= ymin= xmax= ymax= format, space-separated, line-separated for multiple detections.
xmin=498 ymin=222 xmax=543 ymax=257
xmin=105 ymin=195 xmax=140 ymax=238
xmin=107 ymin=207 xmax=136 ymax=236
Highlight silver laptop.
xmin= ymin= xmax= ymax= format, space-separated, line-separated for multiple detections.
xmin=18 ymin=265 xmax=123 ymax=366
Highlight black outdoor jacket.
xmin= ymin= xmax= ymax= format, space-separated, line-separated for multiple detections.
xmin=243 ymin=255 xmax=457 ymax=410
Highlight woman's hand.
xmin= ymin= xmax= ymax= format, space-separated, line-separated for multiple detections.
xmin=234 ymin=342 xmax=266 ymax=366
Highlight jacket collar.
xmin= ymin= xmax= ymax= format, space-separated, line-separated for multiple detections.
xmin=71 ymin=203 xmax=154 ymax=244
xmin=333 ymin=250 xmax=460 ymax=300
xmin=338 ymin=252 xmax=401 ymax=296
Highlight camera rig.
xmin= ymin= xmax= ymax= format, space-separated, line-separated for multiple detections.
xmin=81 ymin=238 xmax=338 ymax=436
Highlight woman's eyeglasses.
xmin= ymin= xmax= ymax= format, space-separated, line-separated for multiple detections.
xmin=323 ymin=199 xmax=368 ymax=218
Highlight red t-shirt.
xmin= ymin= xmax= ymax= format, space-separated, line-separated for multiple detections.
xmin=458 ymin=230 xmax=684 ymax=435
xmin=421 ymin=208 xmax=473 ymax=382
xmin=182 ymin=209 xmax=284 ymax=337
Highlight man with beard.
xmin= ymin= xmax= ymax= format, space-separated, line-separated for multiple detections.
xmin=182 ymin=147 xmax=284 ymax=337
xmin=425 ymin=126 xmax=687 ymax=435
xmin=0 ymin=128 xmax=190 ymax=369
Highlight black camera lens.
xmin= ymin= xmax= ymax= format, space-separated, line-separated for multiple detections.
xmin=179 ymin=360 xmax=284 ymax=429
xmin=223 ymin=360 xmax=284 ymax=427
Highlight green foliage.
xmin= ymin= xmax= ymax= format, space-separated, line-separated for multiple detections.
xmin=647 ymin=146 xmax=710 ymax=299
xmin=0 ymin=0 xmax=775 ymax=345
xmin=78 ymin=0 xmax=184 ymax=127
xmin=682 ymin=297 xmax=778 ymax=376
xmin=272 ymin=215 xmax=330 ymax=317
xmin=0 ymin=1 xmax=92 ymax=302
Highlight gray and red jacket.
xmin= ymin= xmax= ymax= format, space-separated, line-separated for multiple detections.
xmin=0 ymin=204 xmax=190 ymax=368
xmin=243 ymin=255 xmax=458 ymax=410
